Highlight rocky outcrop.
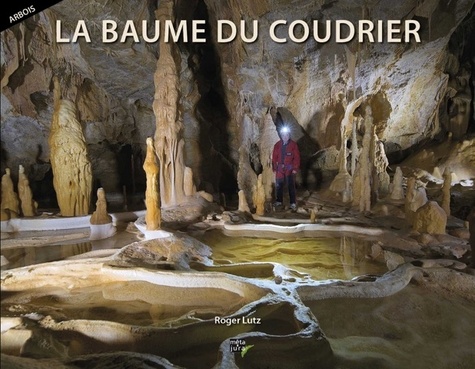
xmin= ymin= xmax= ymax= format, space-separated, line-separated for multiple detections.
xmin=413 ymin=201 xmax=447 ymax=234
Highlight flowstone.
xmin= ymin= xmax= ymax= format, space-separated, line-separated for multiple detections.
xmin=0 ymin=234 xmax=335 ymax=369
xmin=49 ymin=77 xmax=92 ymax=217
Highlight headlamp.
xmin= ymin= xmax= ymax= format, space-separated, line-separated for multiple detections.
xmin=280 ymin=126 xmax=290 ymax=134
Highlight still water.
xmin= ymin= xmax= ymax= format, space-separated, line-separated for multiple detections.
xmin=0 ymin=226 xmax=140 ymax=270
xmin=1 ymin=227 xmax=386 ymax=280
xmin=194 ymin=229 xmax=387 ymax=280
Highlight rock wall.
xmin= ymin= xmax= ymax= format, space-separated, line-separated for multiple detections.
xmin=1 ymin=0 xmax=474 ymax=208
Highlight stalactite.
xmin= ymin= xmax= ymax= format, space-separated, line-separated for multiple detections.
xmin=344 ymin=45 xmax=357 ymax=101
xmin=153 ymin=0 xmax=185 ymax=208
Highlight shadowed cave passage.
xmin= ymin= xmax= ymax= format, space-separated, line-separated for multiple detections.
xmin=177 ymin=0 xmax=238 ymax=201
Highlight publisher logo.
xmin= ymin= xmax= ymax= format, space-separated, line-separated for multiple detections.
xmin=229 ymin=339 xmax=254 ymax=357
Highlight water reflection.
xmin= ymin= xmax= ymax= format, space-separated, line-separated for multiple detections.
xmin=1 ymin=226 xmax=386 ymax=280
xmin=194 ymin=230 xmax=386 ymax=280
xmin=1 ymin=225 xmax=141 ymax=271
xmin=2 ymin=242 xmax=92 ymax=269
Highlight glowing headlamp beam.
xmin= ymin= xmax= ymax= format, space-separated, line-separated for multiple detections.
xmin=280 ymin=126 xmax=290 ymax=134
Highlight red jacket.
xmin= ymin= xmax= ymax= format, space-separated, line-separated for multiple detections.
xmin=272 ymin=139 xmax=300 ymax=179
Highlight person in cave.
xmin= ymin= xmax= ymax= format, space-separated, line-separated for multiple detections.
xmin=272 ymin=126 xmax=301 ymax=211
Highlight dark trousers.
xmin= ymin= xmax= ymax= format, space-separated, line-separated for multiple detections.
xmin=275 ymin=174 xmax=296 ymax=204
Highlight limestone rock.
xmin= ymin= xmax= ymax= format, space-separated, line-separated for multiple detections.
xmin=90 ymin=188 xmax=112 ymax=225
xmin=356 ymin=106 xmax=373 ymax=212
xmin=153 ymin=0 xmax=186 ymax=208
xmin=238 ymin=189 xmax=251 ymax=213
xmin=330 ymin=134 xmax=352 ymax=202
xmin=1 ymin=168 xmax=20 ymax=219
xmin=253 ymin=174 xmax=266 ymax=216
xmin=373 ymin=135 xmax=390 ymax=198
xmin=259 ymin=110 xmax=280 ymax=201
xmin=390 ymin=166 xmax=405 ymax=201
xmin=17 ymin=165 xmax=37 ymax=217
xmin=413 ymin=201 xmax=447 ymax=235
xmin=468 ymin=208 xmax=475 ymax=267
xmin=405 ymin=177 xmax=428 ymax=225
xmin=197 ymin=190 xmax=213 ymax=203
xmin=143 ymin=137 xmax=161 ymax=230
xmin=183 ymin=166 xmax=196 ymax=197
xmin=330 ymin=172 xmax=353 ymax=203
xmin=49 ymin=78 xmax=92 ymax=217
xmin=441 ymin=167 xmax=452 ymax=216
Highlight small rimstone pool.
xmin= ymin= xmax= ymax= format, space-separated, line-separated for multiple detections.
xmin=193 ymin=229 xmax=387 ymax=280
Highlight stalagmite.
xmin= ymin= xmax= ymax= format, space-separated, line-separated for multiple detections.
xmin=413 ymin=201 xmax=447 ymax=234
xmin=90 ymin=187 xmax=116 ymax=240
xmin=329 ymin=137 xmax=352 ymax=203
xmin=253 ymin=174 xmax=266 ymax=216
xmin=351 ymin=116 xmax=359 ymax=177
xmin=237 ymin=146 xmax=257 ymax=211
xmin=405 ymin=177 xmax=416 ymax=224
xmin=332 ymin=97 xmax=364 ymax=203
xmin=143 ymin=137 xmax=161 ymax=230
xmin=17 ymin=165 xmax=37 ymax=217
xmin=153 ymin=0 xmax=186 ymax=207
xmin=183 ymin=167 xmax=196 ymax=197
xmin=468 ymin=207 xmax=475 ymax=267
xmin=238 ymin=190 xmax=251 ymax=213
xmin=405 ymin=177 xmax=428 ymax=225
xmin=441 ymin=167 xmax=452 ymax=216
xmin=259 ymin=109 xmax=281 ymax=201
xmin=49 ymin=77 xmax=92 ymax=216
xmin=390 ymin=167 xmax=405 ymax=201
xmin=432 ymin=166 xmax=443 ymax=180
xmin=90 ymin=188 xmax=112 ymax=225
xmin=373 ymin=135 xmax=390 ymax=197
xmin=1 ymin=168 xmax=20 ymax=219
xmin=310 ymin=208 xmax=317 ymax=223
xmin=358 ymin=106 xmax=373 ymax=212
